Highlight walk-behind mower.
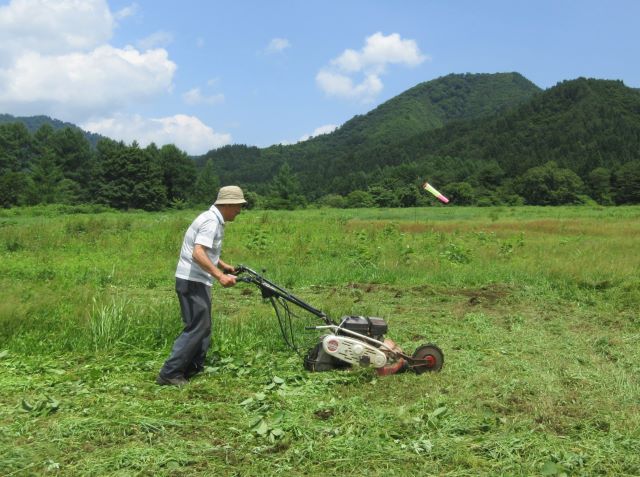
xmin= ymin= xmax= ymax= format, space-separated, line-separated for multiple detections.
xmin=235 ymin=265 xmax=443 ymax=376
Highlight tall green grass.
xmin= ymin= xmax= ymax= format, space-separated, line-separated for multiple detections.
xmin=1 ymin=205 xmax=639 ymax=352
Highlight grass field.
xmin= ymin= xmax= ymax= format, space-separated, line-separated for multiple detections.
xmin=1 ymin=205 xmax=639 ymax=476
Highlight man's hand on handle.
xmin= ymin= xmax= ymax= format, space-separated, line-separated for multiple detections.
xmin=218 ymin=273 xmax=237 ymax=288
xmin=217 ymin=260 xmax=237 ymax=287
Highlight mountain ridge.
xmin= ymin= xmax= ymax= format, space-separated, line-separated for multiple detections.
xmin=0 ymin=114 xmax=106 ymax=147
xmin=199 ymin=72 xmax=543 ymax=195
xmin=401 ymin=77 xmax=640 ymax=177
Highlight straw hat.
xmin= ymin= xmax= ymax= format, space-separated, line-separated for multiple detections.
xmin=214 ymin=185 xmax=248 ymax=205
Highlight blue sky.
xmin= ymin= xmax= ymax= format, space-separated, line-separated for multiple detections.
xmin=1 ymin=0 xmax=638 ymax=154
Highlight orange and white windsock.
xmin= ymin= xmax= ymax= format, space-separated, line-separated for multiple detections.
xmin=423 ymin=182 xmax=449 ymax=204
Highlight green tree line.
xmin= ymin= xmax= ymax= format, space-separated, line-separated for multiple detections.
xmin=0 ymin=123 xmax=216 ymax=210
xmin=2 ymin=75 xmax=640 ymax=210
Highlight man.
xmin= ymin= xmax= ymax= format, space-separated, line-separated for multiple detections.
xmin=156 ymin=185 xmax=247 ymax=386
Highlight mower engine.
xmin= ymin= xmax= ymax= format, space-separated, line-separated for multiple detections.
xmin=304 ymin=316 xmax=390 ymax=371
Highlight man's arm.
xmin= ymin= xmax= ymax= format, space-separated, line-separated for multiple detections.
xmin=192 ymin=244 xmax=236 ymax=287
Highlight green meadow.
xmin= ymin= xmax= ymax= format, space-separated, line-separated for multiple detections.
xmin=1 ymin=205 xmax=639 ymax=476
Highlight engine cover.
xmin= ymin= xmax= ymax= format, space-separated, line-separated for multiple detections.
xmin=338 ymin=316 xmax=388 ymax=340
xmin=322 ymin=335 xmax=388 ymax=368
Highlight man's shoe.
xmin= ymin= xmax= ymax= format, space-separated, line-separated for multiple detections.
xmin=155 ymin=374 xmax=188 ymax=387
xmin=185 ymin=366 xmax=204 ymax=380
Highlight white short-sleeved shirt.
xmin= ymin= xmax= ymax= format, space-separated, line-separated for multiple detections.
xmin=175 ymin=206 xmax=225 ymax=286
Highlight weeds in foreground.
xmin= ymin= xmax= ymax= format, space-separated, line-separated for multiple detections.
xmin=89 ymin=298 xmax=133 ymax=351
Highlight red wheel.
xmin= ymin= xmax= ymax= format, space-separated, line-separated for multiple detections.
xmin=411 ymin=344 xmax=444 ymax=374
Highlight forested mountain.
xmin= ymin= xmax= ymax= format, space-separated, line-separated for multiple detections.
xmin=198 ymin=73 xmax=541 ymax=196
xmin=0 ymin=114 xmax=105 ymax=147
xmin=405 ymin=78 xmax=640 ymax=177
xmin=314 ymin=72 xmax=541 ymax=147
xmin=198 ymin=74 xmax=640 ymax=207
xmin=1 ymin=73 xmax=639 ymax=209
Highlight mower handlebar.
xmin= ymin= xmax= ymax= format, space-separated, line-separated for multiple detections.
xmin=234 ymin=264 xmax=331 ymax=322
xmin=233 ymin=265 xmax=256 ymax=278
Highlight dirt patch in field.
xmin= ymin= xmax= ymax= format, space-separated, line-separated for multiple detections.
xmin=483 ymin=219 xmax=637 ymax=237
xmin=314 ymin=408 xmax=334 ymax=420
xmin=321 ymin=282 xmax=513 ymax=306
xmin=397 ymin=219 xmax=609 ymax=236
xmin=346 ymin=283 xmax=383 ymax=293
xmin=345 ymin=218 xmax=636 ymax=238
xmin=398 ymin=223 xmax=433 ymax=233
xmin=410 ymin=283 xmax=440 ymax=296
xmin=453 ymin=284 xmax=513 ymax=306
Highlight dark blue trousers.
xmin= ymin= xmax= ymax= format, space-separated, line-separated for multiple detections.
xmin=160 ymin=278 xmax=212 ymax=379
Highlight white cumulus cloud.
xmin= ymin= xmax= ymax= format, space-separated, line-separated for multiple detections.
xmin=0 ymin=0 xmax=174 ymax=120
xmin=83 ymin=114 xmax=232 ymax=155
xmin=183 ymin=88 xmax=225 ymax=106
xmin=299 ymin=124 xmax=338 ymax=142
xmin=266 ymin=37 xmax=291 ymax=54
xmin=136 ymin=30 xmax=173 ymax=50
xmin=114 ymin=3 xmax=138 ymax=20
xmin=0 ymin=46 xmax=176 ymax=118
xmin=332 ymin=32 xmax=426 ymax=74
xmin=0 ymin=0 xmax=230 ymax=154
xmin=316 ymin=71 xmax=383 ymax=102
xmin=316 ymin=32 xmax=427 ymax=102
xmin=0 ymin=0 xmax=114 ymax=60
